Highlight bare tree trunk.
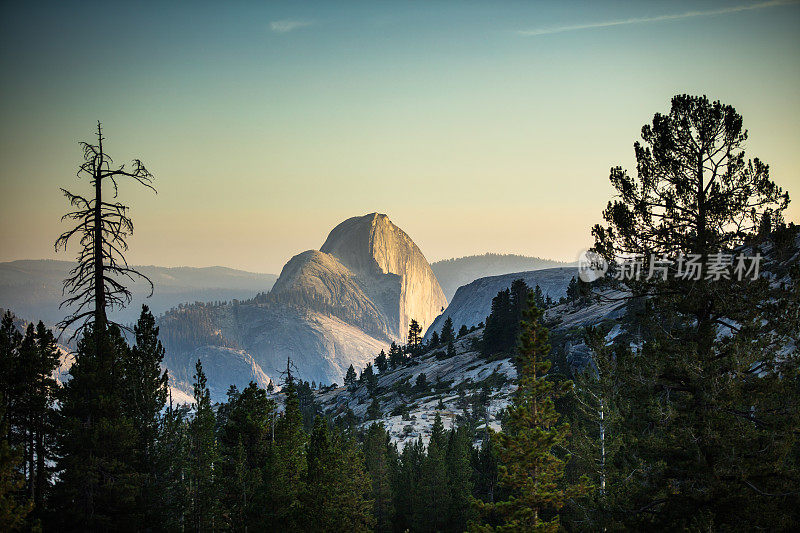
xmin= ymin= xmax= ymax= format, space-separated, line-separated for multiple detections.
xmin=94 ymin=123 xmax=106 ymax=335
xmin=35 ymin=409 xmax=45 ymax=509
xmin=599 ymin=398 xmax=606 ymax=495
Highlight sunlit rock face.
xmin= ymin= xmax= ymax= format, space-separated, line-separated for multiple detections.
xmin=270 ymin=249 xmax=394 ymax=340
xmin=320 ymin=213 xmax=447 ymax=339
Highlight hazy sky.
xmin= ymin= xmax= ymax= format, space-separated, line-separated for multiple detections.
xmin=1 ymin=1 xmax=798 ymax=274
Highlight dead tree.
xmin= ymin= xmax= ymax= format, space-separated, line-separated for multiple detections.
xmin=55 ymin=122 xmax=156 ymax=341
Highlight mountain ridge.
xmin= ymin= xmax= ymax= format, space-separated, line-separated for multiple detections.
xmin=0 ymin=259 xmax=277 ymax=326
xmin=431 ymin=253 xmax=573 ymax=300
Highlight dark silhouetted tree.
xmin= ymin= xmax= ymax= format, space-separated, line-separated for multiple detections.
xmin=363 ymin=423 xmax=394 ymax=532
xmin=408 ymin=319 xmax=423 ymax=353
xmin=344 ymin=364 xmax=357 ymax=388
xmin=123 ymin=305 xmax=169 ymax=526
xmin=187 ymin=359 xmax=218 ymax=531
xmin=591 ymin=94 xmax=798 ymax=530
xmin=429 ymin=330 xmax=441 ymax=348
xmin=375 ymin=349 xmax=388 ymax=373
xmin=52 ymin=323 xmax=138 ymax=530
xmin=388 ymin=342 xmax=404 ymax=369
xmin=440 ymin=317 xmax=455 ymax=346
xmin=55 ymin=122 xmax=156 ymax=341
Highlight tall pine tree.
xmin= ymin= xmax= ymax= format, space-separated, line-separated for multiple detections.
xmin=123 ymin=305 xmax=169 ymax=526
xmin=473 ymin=294 xmax=588 ymax=532
xmin=187 ymin=359 xmax=218 ymax=532
xmin=52 ymin=324 xmax=139 ymax=530
xmin=591 ymin=94 xmax=798 ymax=529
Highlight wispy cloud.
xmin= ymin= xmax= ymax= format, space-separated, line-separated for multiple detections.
xmin=270 ymin=20 xmax=314 ymax=34
xmin=517 ymin=0 xmax=797 ymax=37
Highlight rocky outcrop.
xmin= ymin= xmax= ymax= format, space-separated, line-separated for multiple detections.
xmin=320 ymin=213 xmax=447 ymax=338
xmin=270 ymin=250 xmax=394 ymax=339
xmin=158 ymin=213 xmax=447 ymax=396
xmin=425 ymin=267 xmax=577 ymax=340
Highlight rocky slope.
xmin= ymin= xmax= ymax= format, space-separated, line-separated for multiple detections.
xmin=317 ymin=230 xmax=800 ymax=448
xmin=313 ymin=294 xmax=622 ymax=449
xmin=424 ymin=267 xmax=578 ymax=341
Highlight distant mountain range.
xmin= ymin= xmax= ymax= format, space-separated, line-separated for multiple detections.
xmin=431 ymin=253 xmax=573 ymax=301
xmin=0 ymin=259 xmax=277 ymax=326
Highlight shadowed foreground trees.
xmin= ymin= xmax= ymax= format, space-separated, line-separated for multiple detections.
xmin=587 ymin=94 xmax=800 ymax=530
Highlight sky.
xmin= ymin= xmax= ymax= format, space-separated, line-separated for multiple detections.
xmin=1 ymin=0 xmax=798 ymax=274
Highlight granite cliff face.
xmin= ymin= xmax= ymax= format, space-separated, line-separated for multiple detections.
xmin=158 ymin=213 xmax=447 ymax=397
xmin=320 ymin=213 xmax=447 ymax=339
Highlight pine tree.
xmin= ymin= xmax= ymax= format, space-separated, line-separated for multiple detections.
xmin=393 ymin=438 xmax=425 ymax=533
xmin=440 ymin=317 xmax=455 ymax=346
xmin=483 ymin=289 xmax=511 ymax=356
xmin=388 ymin=342 xmax=404 ymax=369
xmin=565 ymin=277 xmax=578 ymax=303
xmin=187 ymin=359 xmax=218 ymax=531
xmin=363 ymin=423 xmax=394 ymax=532
xmin=366 ymin=397 xmax=382 ymax=421
xmin=303 ymin=417 xmax=371 ymax=531
xmin=51 ymin=124 xmax=158 ymax=530
xmin=413 ymin=421 xmax=449 ymax=532
xmin=458 ymin=324 xmax=469 ymax=338
xmin=415 ymin=373 xmax=428 ymax=392
xmin=123 ymin=305 xmax=169 ymax=526
xmin=429 ymin=330 xmax=441 ymax=348
xmin=344 ymin=364 xmax=357 ymax=388
xmin=52 ymin=323 xmax=139 ymax=530
xmin=375 ymin=349 xmax=388 ymax=373
xmin=446 ymin=425 xmax=475 ymax=532
xmin=0 ymin=312 xmax=22 ymax=433
xmin=267 ymin=363 xmax=306 ymax=531
xmin=591 ymin=94 xmax=798 ymax=530
xmin=0 ymin=397 xmax=32 ymax=531
xmin=362 ymin=362 xmax=378 ymax=394
xmin=29 ymin=322 xmax=59 ymax=517
xmin=533 ymin=285 xmax=545 ymax=309
xmin=447 ymin=340 xmax=456 ymax=359
xmin=408 ymin=319 xmax=423 ymax=354
xmin=473 ymin=294 xmax=588 ymax=532
xmin=218 ymin=382 xmax=275 ymax=529
xmin=154 ymin=399 xmax=190 ymax=530
xmin=472 ymin=432 xmax=499 ymax=508
xmin=0 ymin=316 xmax=59 ymax=527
